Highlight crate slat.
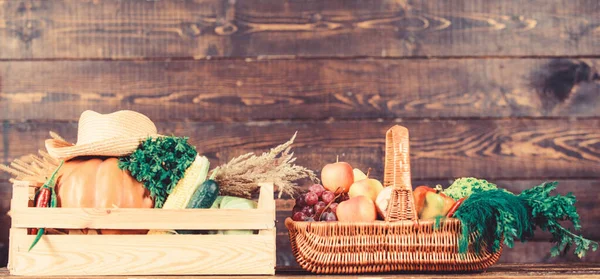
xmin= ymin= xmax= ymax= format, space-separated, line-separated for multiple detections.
xmin=9 ymin=231 xmax=275 ymax=275
xmin=11 ymin=207 xmax=274 ymax=230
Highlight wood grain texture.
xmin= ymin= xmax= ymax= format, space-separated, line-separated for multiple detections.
xmin=3 ymin=119 xmax=599 ymax=180
xmin=9 ymin=232 xmax=275 ymax=275
xmin=257 ymin=182 xmax=277 ymax=270
xmin=1 ymin=0 xmax=599 ymax=59
xmin=2 ymin=264 xmax=600 ymax=278
xmin=11 ymin=207 xmax=274 ymax=230
xmin=1 ymin=59 xmax=599 ymax=121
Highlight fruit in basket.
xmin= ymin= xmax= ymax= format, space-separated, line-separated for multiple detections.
xmin=56 ymin=157 xmax=154 ymax=234
xmin=353 ymin=168 xmax=368 ymax=182
xmin=314 ymin=201 xmax=327 ymax=216
xmin=375 ymin=186 xmax=393 ymax=218
xmin=290 ymin=183 xmax=352 ymax=222
xmin=292 ymin=211 xmax=307 ymax=221
xmin=295 ymin=193 xmax=307 ymax=207
xmin=308 ymin=184 xmax=326 ymax=197
xmin=348 ymin=171 xmax=383 ymax=202
xmin=321 ymin=160 xmax=354 ymax=193
xmin=415 ymin=185 xmax=456 ymax=220
xmin=413 ymin=185 xmax=437 ymax=214
xmin=321 ymin=191 xmax=336 ymax=204
xmin=329 ymin=202 xmax=338 ymax=214
xmin=337 ymin=195 xmax=377 ymax=222
xmin=320 ymin=212 xmax=337 ymax=222
xmin=305 ymin=192 xmax=319 ymax=206
xmin=441 ymin=192 xmax=457 ymax=215
xmin=420 ymin=192 xmax=446 ymax=220
xmin=302 ymin=206 xmax=315 ymax=216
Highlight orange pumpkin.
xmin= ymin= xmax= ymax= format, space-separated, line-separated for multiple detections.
xmin=56 ymin=157 xmax=154 ymax=234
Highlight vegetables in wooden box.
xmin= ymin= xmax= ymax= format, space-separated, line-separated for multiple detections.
xmin=187 ymin=172 xmax=220 ymax=209
xmin=147 ymin=155 xmax=210 ymax=235
xmin=118 ymin=136 xmax=197 ymax=208
xmin=56 ymin=157 xmax=154 ymax=234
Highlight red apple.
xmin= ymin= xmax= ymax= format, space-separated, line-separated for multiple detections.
xmin=321 ymin=161 xmax=354 ymax=193
xmin=336 ymin=196 xmax=377 ymax=222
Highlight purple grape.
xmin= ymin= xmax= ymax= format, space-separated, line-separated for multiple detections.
xmin=314 ymin=201 xmax=327 ymax=216
xmin=301 ymin=206 xmax=315 ymax=216
xmin=292 ymin=205 xmax=303 ymax=213
xmin=320 ymin=212 xmax=337 ymax=222
xmin=295 ymin=194 xmax=307 ymax=207
xmin=304 ymin=216 xmax=316 ymax=222
xmin=336 ymin=193 xmax=350 ymax=203
xmin=321 ymin=191 xmax=336 ymax=204
xmin=329 ymin=202 xmax=338 ymax=214
xmin=309 ymin=184 xmax=326 ymax=197
xmin=292 ymin=212 xmax=306 ymax=221
xmin=305 ymin=192 xmax=319 ymax=206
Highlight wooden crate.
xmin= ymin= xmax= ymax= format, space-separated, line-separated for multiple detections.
xmin=7 ymin=181 xmax=276 ymax=276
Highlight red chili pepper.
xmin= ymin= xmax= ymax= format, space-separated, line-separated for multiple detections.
xmin=446 ymin=197 xmax=467 ymax=218
xmin=29 ymin=161 xmax=63 ymax=251
xmin=30 ymin=188 xmax=52 ymax=235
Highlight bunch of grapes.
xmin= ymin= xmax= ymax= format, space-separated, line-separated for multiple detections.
xmin=291 ymin=184 xmax=349 ymax=222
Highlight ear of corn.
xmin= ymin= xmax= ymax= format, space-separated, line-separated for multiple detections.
xmin=147 ymin=155 xmax=210 ymax=235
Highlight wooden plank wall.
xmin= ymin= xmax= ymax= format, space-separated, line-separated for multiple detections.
xmin=1 ymin=0 xmax=599 ymax=267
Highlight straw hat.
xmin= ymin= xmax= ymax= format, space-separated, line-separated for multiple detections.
xmin=45 ymin=110 xmax=160 ymax=161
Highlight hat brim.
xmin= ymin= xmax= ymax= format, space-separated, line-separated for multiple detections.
xmin=45 ymin=134 xmax=161 ymax=161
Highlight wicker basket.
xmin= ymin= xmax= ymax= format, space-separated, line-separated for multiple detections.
xmin=285 ymin=125 xmax=502 ymax=274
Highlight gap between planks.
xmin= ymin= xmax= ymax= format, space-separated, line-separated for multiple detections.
xmin=1 ymin=55 xmax=600 ymax=62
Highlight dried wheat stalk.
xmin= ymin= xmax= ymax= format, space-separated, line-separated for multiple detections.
xmin=0 ymin=150 xmax=60 ymax=185
xmin=213 ymin=132 xmax=317 ymax=199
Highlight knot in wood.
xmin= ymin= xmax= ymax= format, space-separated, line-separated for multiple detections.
xmin=215 ymin=22 xmax=238 ymax=36
xmin=182 ymin=22 xmax=202 ymax=37
xmin=7 ymin=19 xmax=42 ymax=44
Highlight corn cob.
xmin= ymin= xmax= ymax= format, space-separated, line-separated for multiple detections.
xmin=147 ymin=155 xmax=210 ymax=235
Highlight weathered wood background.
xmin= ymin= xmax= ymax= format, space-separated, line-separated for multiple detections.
xmin=1 ymin=0 xmax=599 ymax=267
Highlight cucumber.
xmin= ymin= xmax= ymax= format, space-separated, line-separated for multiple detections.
xmin=187 ymin=179 xmax=219 ymax=209
xmin=177 ymin=177 xmax=219 ymax=235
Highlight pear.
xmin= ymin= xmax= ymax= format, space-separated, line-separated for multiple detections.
xmin=353 ymin=168 xmax=368 ymax=182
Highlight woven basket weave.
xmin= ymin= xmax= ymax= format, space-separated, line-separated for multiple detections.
xmin=285 ymin=125 xmax=502 ymax=274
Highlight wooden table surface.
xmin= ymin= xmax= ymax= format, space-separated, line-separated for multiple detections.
xmin=1 ymin=264 xmax=600 ymax=278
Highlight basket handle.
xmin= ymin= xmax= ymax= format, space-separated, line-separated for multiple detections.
xmin=383 ymin=125 xmax=418 ymax=222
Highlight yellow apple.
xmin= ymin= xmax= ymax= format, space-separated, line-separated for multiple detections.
xmin=348 ymin=177 xmax=384 ymax=202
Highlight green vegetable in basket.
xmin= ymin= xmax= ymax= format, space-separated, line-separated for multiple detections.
xmin=453 ymin=181 xmax=598 ymax=258
xmin=453 ymin=189 xmax=532 ymax=254
xmin=519 ymin=182 xmax=598 ymax=258
xmin=442 ymin=177 xmax=507 ymax=200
